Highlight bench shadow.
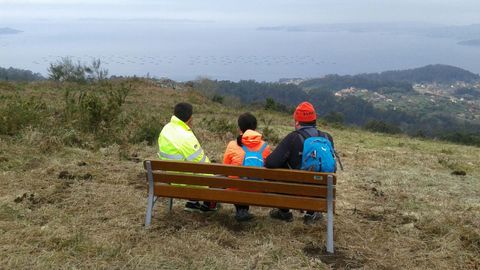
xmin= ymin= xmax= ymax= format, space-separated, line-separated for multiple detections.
xmin=151 ymin=204 xmax=267 ymax=234
xmin=210 ymin=211 xmax=258 ymax=233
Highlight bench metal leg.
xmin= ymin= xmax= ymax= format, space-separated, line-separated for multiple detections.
xmin=145 ymin=161 xmax=155 ymax=227
xmin=326 ymin=174 xmax=334 ymax=253
xmin=167 ymin=198 xmax=173 ymax=212
xmin=145 ymin=193 xmax=154 ymax=227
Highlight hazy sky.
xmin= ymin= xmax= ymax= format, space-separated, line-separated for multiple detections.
xmin=2 ymin=0 xmax=480 ymax=26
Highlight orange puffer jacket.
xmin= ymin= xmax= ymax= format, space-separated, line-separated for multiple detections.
xmin=223 ymin=129 xmax=271 ymax=166
xmin=223 ymin=129 xmax=271 ymax=191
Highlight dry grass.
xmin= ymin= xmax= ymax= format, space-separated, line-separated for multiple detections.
xmin=0 ymin=81 xmax=479 ymax=269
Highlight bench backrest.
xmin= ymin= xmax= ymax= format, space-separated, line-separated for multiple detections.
xmin=145 ymin=160 xmax=336 ymax=212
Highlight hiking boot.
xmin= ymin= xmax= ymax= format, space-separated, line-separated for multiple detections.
xmin=235 ymin=208 xmax=254 ymax=222
xmin=269 ymin=209 xmax=293 ymax=222
xmin=184 ymin=201 xmax=203 ymax=213
xmin=303 ymin=212 xmax=323 ymax=225
xmin=200 ymin=201 xmax=219 ymax=212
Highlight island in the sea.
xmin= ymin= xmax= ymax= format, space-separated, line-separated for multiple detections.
xmin=0 ymin=27 xmax=22 ymax=35
xmin=458 ymin=39 xmax=480 ymax=47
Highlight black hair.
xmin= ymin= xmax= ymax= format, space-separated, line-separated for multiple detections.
xmin=299 ymin=120 xmax=316 ymax=126
xmin=236 ymin=112 xmax=257 ymax=146
xmin=174 ymin=102 xmax=193 ymax=122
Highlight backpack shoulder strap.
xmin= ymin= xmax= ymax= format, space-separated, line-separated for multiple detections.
xmin=296 ymin=129 xmax=309 ymax=145
xmin=296 ymin=131 xmax=304 ymax=146
xmin=243 ymin=143 xmax=268 ymax=153
xmin=318 ymin=130 xmax=332 ymax=141
xmin=259 ymin=142 xmax=268 ymax=153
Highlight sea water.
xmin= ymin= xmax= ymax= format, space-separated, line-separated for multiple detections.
xmin=1 ymin=20 xmax=479 ymax=81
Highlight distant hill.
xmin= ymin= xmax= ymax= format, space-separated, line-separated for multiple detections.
xmin=258 ymin=23 xmax=480 ymax=41
xmin=357 ymin=64 xmax=480 ymax=84
xmin=193 ymin=79 xmax=308 ymax=107
xmin=0 ymin=27 xmax=22 ymax=35
xmin=458 ymin=39 xmax=480 ymax=47
xmin=299 ymin=74 xmax=414 ymax=93
xmin=193 ymin=64 xmax=480 ymax=143
xmin=300 ymin=65 xmax=480 ymax=92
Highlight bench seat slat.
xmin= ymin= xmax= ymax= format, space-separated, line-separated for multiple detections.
xmin=153 ymin=172 xmax=335 ymax=198
xmin=153 ymin=184 xmax=334 ymax=212
xmin=147 ymin=160 xmax=336 ymax=185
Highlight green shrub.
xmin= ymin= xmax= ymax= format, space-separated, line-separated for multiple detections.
xmin=61 ymin=83 xmax=132 ymax=146
xmin=364 ymin=120 xmax=401 ymax=134
xmin=48 ymin=57 xmax=108 ymax=83
xmin=265 ymin=98 xmax=277 ymax=111
xmin=262 ymin=126 xmax=281 ymax=145
xmin=323 ymin=111 xmax=344 ymax=124
xmin=203 ymin=117 xmax=237 ymax=134
xmin=441 ymin=132 xmax=480 ymax=147
xmin=211 ymin=95 xmax=224 ymax=104
xmin=49 ymin=57 xmax=88 ymax=83
xmin=260 ymin=118 xmax=281 ymax=144
xmin=0 ymin=95 xmax=48 ymax=135
xmin=64 ymin=83 xmax=131 ymax=134
xmin=130 ymin=118 xmax=164 ymax=145
xmin=264 ymin=98 xmax=292 ymax=113
xmin=414 ymin=130 xmax=427 ymax=138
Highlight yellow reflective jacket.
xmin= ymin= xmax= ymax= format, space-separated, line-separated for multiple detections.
xmin=158 ymin=115 xmax=210 ymax=164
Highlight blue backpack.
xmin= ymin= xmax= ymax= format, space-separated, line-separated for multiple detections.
xmin=242 ymin=143 xmax=268 ymax=167
xmin=298 ymin=130 xmax=336 ymax=173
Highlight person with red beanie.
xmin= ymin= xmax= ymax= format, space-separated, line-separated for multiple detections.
xmin=265 ymin=101 xmax=335 ymax=224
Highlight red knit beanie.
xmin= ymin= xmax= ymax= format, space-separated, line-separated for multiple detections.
xmin=294 ymin=102 xmax=316 ymax=122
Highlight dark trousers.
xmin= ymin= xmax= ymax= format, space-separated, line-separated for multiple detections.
xmin=235 ymin=204 xmax=250 ymax=212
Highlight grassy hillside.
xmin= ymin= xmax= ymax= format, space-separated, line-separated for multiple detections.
xmin=1 ymin=80 xmax=479 ymax=269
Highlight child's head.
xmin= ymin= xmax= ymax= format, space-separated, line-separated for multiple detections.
xmin=238 ymin=112 xmax=257 ymax=133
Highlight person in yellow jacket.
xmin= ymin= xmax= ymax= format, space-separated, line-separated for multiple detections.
xmin=158 ymin=102 xmax=217 ymax=212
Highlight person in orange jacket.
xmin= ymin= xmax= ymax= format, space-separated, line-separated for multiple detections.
xmin=223 ymin=112 xmax=271 ymax=222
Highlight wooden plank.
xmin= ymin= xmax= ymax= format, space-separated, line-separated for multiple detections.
xmin=145 ymin=160 xmax=336 ymax=185
xmin=153 ymin=185 xmax=333 ymax=212
xmin=152 ymin=172 xmax=335 ymax=198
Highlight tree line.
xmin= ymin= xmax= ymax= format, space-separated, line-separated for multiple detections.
xmin=0 ymin=67 xmax=44 ymax=81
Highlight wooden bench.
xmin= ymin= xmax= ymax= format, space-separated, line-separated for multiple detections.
xmin=143 ymin=160 xmax=337 ymax=253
